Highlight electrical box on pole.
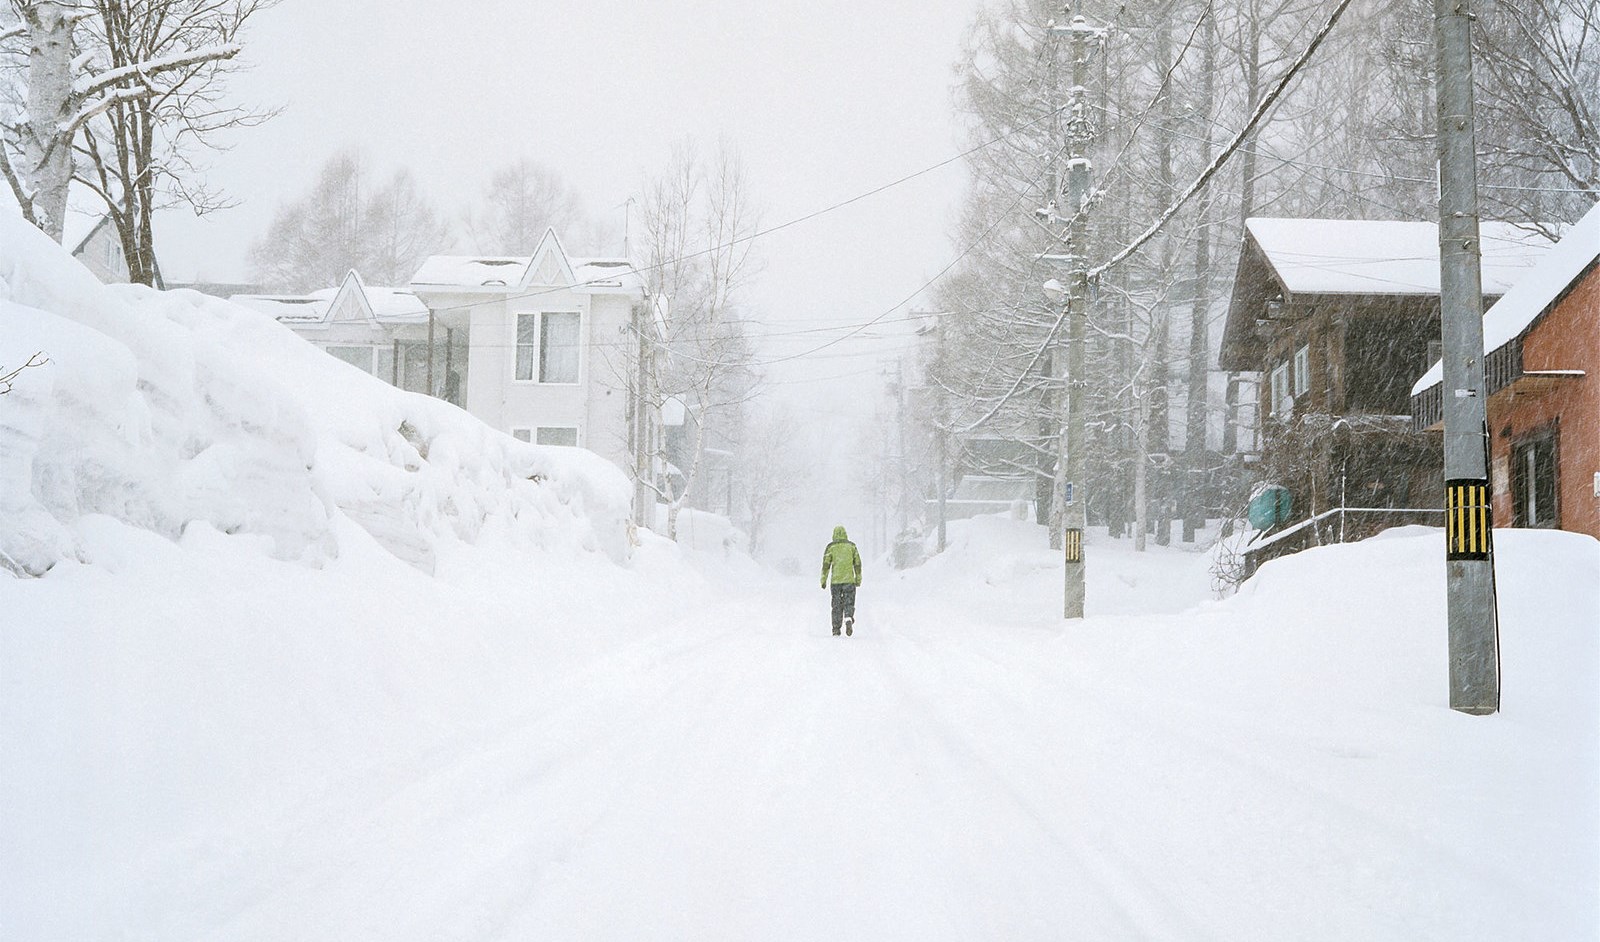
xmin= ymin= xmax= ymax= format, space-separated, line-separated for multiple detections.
xmin=1434 ymin=0 xmax=1500 ymax=714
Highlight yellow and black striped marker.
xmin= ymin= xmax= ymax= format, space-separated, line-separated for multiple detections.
xmin=1065 ymin=528 xmax=1083 ymax=563
xmin=1445 ymin=478 xmax=1492 ymax=560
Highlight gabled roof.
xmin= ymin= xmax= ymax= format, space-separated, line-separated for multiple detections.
xmin=526 ymin=228 xmax=576 ymax=287
xmin=64 ymin=212 xmax=114 ymax=256
xmin=410 ymin=228 xmax=644 ymax=297
xmin=1412 ymin=201 xmax=1600 ymax=395
xmin=319 ymin=270 xmax=428 ymax=326
xmin=1245 ymin=218 xmax=1551 ymax=296
xmin=1221 ymin=217 xmax=1558 ymax=371
xmin=231 ymin=270 xmax=428 ymax=327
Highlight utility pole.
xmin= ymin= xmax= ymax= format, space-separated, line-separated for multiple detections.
xmin=1434 ymin=0 xmax=1500 ymax=714
xmin=894 ymin=357 xmax=910 ymax=537
xmin=1047 ymin=11 xmax=1105 ymax=619
xmin=632 ymin=300 xmax=657 ymax=525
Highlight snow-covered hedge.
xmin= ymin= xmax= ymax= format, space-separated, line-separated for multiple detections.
xmin=0 ymin=202 xmax=634 ymax=575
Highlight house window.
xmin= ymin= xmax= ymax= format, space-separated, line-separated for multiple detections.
xmin=540 ymin=312 xmax=581 ymax=383
xmin=515 ymin=313 xmax=539 ymax=381
xmin=514 ymin=311 xmax=581 ymax=383
xmin=1270 ymin=362 xmax=1291 ymax=416
xmin=323 ymin=344 xmax=378 ymax=374
xmin=1511 ymin=427 xmax=1558 ymax=528
xmin=536 ymin=426 xmax=579 ymax=447
xmin=1293 ymin=344 xmax=1310 ymax=397
xmin=511 ymin=428 xmax=533 ymax=443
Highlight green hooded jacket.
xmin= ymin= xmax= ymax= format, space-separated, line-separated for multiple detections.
xmin=821 ymin=525 xmax=862 ymax=587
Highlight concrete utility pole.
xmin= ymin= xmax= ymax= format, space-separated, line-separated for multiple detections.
xmin=1047 ymin=12 xmax=1105 ymax=620
xmin=1434 ymin=0 xmax=1500 ymax=714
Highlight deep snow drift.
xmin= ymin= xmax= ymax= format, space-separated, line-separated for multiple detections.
xmin=0 ymin=202 xmax=632 ymax=576
xmin=4 ymin=211 xmax=1598 ymax=940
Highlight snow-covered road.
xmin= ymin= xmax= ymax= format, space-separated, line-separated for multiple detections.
xmin=4 ymin=524 xmax=1596 ymax=941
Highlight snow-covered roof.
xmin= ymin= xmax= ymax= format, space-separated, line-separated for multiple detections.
xmin=232 ymin=271 xmax=430 ymax=327
xmin=1412 ymin=201 xmax=1600 ymax=395
xmin=1246 ymin=218 xmax=1552 ymax=297
xmin=410 ymin=255 xmax=531 ymax=288
xmin=364 ymin=286 xmax=429 ymax=323
xmin=572 ymin=257 xmax=645 ymax=294
xmin=410 ymin=229 xmax=643 ymax=296
xmin=231 ymin=294 xmax=331 ymax=322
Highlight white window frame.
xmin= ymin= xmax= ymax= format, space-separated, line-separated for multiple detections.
xmin=1270 ymin=362 xmax=1291 ymax=416
xmin=512 ymin=310 xmax=583 ymax=385
xmin=1293 ymin=344 xmax=1310 ymax=397
xmin=514 ymin=313 xmax=539 ymax=383
xmin=535 ymin=426 xmax=580 ymax=447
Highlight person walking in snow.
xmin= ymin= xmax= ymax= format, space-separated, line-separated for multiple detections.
xmin=821 ymin=525 xmax=863 ymax=636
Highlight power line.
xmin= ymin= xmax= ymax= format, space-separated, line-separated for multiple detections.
xmin=1090 ymin=0 xmax=1361 ymax=280
xmin=1089 ymin=100 xmax=1594 ymax=198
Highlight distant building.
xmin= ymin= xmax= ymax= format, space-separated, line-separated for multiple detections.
xmin=1219 ymin=217 xmax=1552 ymax=573
xmin=232 ymin=271 xmax=453 ymax=403
xmin=407 ymin=229 xmax=644 ymax=474
xmin=66 ymin=214 xmax=130 ymax=284
xmin=1412 ymin=201 xmax=1599 ymax=541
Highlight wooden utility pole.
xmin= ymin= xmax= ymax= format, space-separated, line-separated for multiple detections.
xmin=1434 ymin=0 xmax=1500 ymax=714
xmin=1048 ymin=11 xmax=1105 ymax=619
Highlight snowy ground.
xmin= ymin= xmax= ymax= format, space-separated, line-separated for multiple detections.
xmin=4 ymin=516 xmax=1596 ymax=941
xmin=3 ymin=200 xmax=1596 ymax=939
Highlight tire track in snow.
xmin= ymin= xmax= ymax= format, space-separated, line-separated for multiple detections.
xmin=860 ymin=603 xmax=1227 ymax=942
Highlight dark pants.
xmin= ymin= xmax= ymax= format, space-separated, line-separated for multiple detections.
xmin=830 ymin=584 xmax=857 ymax=633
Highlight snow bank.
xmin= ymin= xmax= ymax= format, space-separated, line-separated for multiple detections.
xmin=0 ymin=203 xmax=633 ymax=574
xmin=897 ymin=512 xmax=1219 ymax=620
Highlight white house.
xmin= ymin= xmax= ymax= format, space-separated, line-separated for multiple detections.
xmin=65 ymin=213 xmax=130 ymax=284
xmin=408 ymin=229 xmax=644 ymax=473
xmin=232 ymin=271 xmax=459 ymax=404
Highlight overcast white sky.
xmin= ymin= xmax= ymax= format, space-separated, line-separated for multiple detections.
xmin=158 ymin=0 xmax=984 ymax=399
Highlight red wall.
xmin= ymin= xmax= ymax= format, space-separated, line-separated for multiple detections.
xmin=1489 ymin=264 xmax=1600 ymax=540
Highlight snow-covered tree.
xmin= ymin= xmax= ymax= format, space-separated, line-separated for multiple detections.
xmin=0 ymin=0 xmax=272 ymax=282
xmin=625 ymin=141 xmax=762 ymax=540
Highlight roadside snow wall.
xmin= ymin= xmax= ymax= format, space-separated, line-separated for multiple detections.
xmin=0 ymin=204 xmax=633 ymax=575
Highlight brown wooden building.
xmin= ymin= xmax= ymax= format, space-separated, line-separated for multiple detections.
xmin=1220 ymin=218 xmax=1551 ymax=572
xmin=1412 ymin=201 xmax=1599 ymax=541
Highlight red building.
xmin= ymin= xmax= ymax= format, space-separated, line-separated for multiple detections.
xmin=1412 ymin=202 xmax=1600 ymax=541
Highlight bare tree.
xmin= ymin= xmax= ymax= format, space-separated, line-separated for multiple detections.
xmin=249 ymin=151 xmax=364 ymax=291
xmin=75 ymin=0 xmax=273 ymax=284
xmin=0 ymin=351 xmax=47 ymax=394
xmin=628 ymin=141 xmax=762 ymax=540
xmin=1 ymin=1 xmax=272 ymax=278
xmin=464 ymin=158 xmax=600 ymax=255
xmin=362 ymin=167 xmax=449 ymax=284
xmin=1470 ymin=0 xmax=1598 ymax=225
xmin=250 ymin=151 xmax=447 ymax=290
xmin=738 ymin=405 xmax=810 ymax=557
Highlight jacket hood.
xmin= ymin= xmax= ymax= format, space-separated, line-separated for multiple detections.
xmin=832 ymin=525 xmax=849 ymax=541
